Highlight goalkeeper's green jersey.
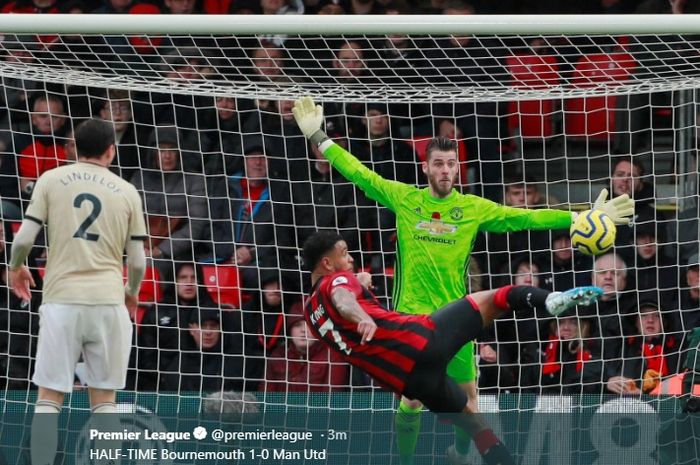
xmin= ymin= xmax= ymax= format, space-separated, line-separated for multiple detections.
xmin=323 ymin=142 xmax=573 ymax=315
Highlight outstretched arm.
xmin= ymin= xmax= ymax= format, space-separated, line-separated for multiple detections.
xmin=293 ymin=96 xmax=411 ymax=209
xmin=330 ymin=287 xmax=377 ymax=344
xmin=478 ymin=188 xmax=635 ymax=234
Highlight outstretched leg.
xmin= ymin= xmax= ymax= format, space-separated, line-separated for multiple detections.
xmin=469 ymin=284 xmax=602 ymax=328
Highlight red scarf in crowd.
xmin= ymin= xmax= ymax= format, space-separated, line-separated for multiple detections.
xmin=239 ymin=178 xmax=267 ymax=216
xmin=642 ymin=342 xmax=669 ymax=376
xmin=542 ymin=335 xmax=592 ymax=376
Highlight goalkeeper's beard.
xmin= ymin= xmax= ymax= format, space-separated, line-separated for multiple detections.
xmin=429 ymin=177 xmax=454 ymax=198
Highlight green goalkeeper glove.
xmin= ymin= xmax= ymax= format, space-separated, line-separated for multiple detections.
xmin=292 ymin=97 xmax=329 ymax=146
xmin=592 ymin=188 xmax=635 ymax=225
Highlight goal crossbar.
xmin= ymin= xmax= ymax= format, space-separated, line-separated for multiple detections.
xmin=0 ymin=14 xmax=699 ymax=35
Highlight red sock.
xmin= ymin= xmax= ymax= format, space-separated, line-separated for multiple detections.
xmin=473 ymin=428 xmax=500 ymax=455
xmin=493 ymin=285 xmax=514 ymax=311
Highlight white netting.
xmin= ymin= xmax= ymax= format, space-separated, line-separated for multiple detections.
xmin=0 ymin=19 xmax=697 ymax=432
xmin=1 ymin=32 xmax=700 ymax=100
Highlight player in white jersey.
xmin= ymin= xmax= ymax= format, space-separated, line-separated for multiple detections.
xmin=9 ymin=118 xmax=147 ymax=465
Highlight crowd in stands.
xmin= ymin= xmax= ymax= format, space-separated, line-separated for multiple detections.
xmin=0 ymin=0 xmax=697 ymax=398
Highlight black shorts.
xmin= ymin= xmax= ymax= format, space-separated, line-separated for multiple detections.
xmin=402 ymin=296 xmax=484 ymax=412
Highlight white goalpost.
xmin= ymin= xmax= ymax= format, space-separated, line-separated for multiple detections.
xmin=0 ymin=13 xmax=697 ymax=463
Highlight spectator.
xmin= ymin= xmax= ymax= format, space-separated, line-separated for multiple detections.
xmin=671 ymin=199 xmax=699 ymax=261
xmin=249 ymin=40 xmax=288 ymax=83
xmin=484 ymin=175 xmax=555 ymax=283
xmin=606 ymin=299 xmax=682 ymax=394
xmin=243 ymin=98 xmax=305 ymax=181
xmin=0 ymin=36 xmax=42 ymax=134
xmin=13 ymin=94 xmax=67 ymax=197
xmin=479 ymin=255 xmax=548 ymax=392
xmin=583 ymin=252 xmax=632 ymax=385
xmin=0 ymin=140 xmax=21 ymax=220
xmin=129 ymin=126 xmax=208 ymax=266
xmin=201 ymin=96 xmax=250 ymax=179
xmin=291 ymin=138 xmax=361 ymax=260
xmin=223 ymin=137 xmax=295 ymax=291
xmin=527 ymin=306 xmax=603 ymax=395
xmin=610 ymin=157 xmax=654 ymax=206
xmin=200 ymin=97 xmax=258 ymax=264
xmin=262 ymin=301 xmax=349 ymax=392
xmin=347 ymin=103 xmax=423 ymax=270
xmin=0 ymin=221 xmax=42 ymax=390
xmin=680 ymin=253 xmax=700 ymax=331
xmin=348 ymin=103 xmax=422 ymax=186
xmin=632 ymin=221 xmax=677 ymax=302
xmin=332 ymin=41 xmax=369 ymax=83
xmin=136 ymin=262 xmax=219 ymax=390
xmin=95 ymin=89 xmax=143 ymax=181
xmin=160 ymin=307 xmax=262 ymax=393
xmin=138 ymin=48 xmax=219 ymax=174
xmin=542 ymin=231 xmax=592 ymax=291
xmin=592 ymin=252 xmax=630 ymax=307
xmin=318 ymin=40 xmax=375 ymax=138
xmin=503 ymin=176 xmax=553 ymax=208
xmin=369 ymin=28 xmax=431 ymax=136
xmin=241 ymin=272 xmax=287 ymax=355
xmin=609 ymin=157 xmax=658 ymax=257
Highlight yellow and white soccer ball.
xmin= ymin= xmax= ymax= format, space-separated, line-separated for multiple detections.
xmin=570 ymin=209 xmax=617 ymax=256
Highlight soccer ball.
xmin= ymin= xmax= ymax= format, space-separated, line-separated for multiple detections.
xmin=570 ymin=209 xmax=617 ymax=256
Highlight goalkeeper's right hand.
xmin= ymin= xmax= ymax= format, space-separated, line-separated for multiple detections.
xmin=592 ymin=188 xmax=635 ymax=225
xmin=292 ymin=97 xmax=329 ymax=146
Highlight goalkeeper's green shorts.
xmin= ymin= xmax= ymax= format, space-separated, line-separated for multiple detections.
xmin=446 ymin=340 xmax=477 ymax=383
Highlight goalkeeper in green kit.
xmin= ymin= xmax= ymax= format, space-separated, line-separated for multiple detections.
xmin=293 ymin=97 xmax=634 ymax=465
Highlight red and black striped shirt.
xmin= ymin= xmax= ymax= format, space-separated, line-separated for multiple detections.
xmin=304 ymin=271 xmax=434 ymax=393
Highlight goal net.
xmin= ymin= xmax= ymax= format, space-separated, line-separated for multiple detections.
xmin=0 ymin=13 xmax=698 ymax=463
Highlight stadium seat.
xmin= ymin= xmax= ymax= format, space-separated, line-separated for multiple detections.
xmin=651 ymin=372 xmax=700 ymax=396
xmin=506 ymin=54 xmax=560 ymax=139
xmin=123 ymin=265 xmax=163 ymax=305
xmin=411 ymin=137 xmax=468 ymax=185
xmin=564 ymin=51 xmax=636 ymax=141
xmin=201 ymin=264 xmax=241 ymax=309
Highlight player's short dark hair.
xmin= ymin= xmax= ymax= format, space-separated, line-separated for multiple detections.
xmin=302 ymin=230 xmax=344 ymax=272
xmin=74 ymin=118 xmax=115 ymax=159
xmin=425 ymin=137 xmax=458 ymax=161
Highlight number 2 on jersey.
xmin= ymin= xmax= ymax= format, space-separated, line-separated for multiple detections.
xmin=73 ymin=193 xmax=102 ymax=241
